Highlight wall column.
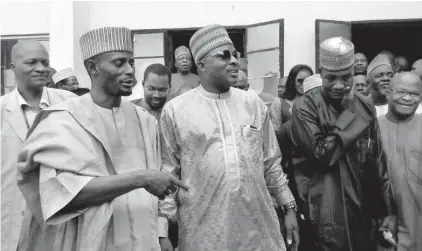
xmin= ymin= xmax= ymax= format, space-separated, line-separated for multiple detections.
xmin=49 ymin=0 xmax=74 ymax=72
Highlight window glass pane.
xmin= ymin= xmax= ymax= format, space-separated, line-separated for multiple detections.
xmin=247 ymin=22 xmax=279 ymax=52
xmin=123 ymin=57 xmax=165 ymax=101
xmin=247 ymin=49 xmax=280 ymax=78
xmin=133 ymin=33 xmax=164 ymax=57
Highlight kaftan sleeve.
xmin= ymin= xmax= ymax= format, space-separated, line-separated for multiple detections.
xmin=291 ymin=97 xmax=370 ymax=167
xmin=157 ymin=107 xmax=180 ymax=224
xmin=262 ymin=110 xmax=295 ymax=206
xmin=269 ymin=98 xmax=283 ymax=138
xmin=16 ymin=111 xmax=103 ymax=225
xmin=369 ymin=117 xmax=396 ymax=217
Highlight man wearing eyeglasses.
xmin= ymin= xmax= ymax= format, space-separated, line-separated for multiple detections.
xmin=131 ymin=63 xmax=171 ymax=122
xmin=160 ymin=24 xmax=299 ymax=251
xmin=53 ymin=68 xmax=90 ymax=96
xmin=378 ymin=72 xmax=422 ymax=251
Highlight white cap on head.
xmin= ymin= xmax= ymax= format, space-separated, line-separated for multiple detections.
xmin=52 ymin=68 xmax=75 ymax=84
xmin=79 ymin=27 xmax=133 ymax=61
xmin=303 ymin=74 xmax=322 ymax=93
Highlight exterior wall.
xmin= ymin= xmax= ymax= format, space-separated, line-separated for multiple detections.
xmin=2 ymin=1 xmax=422 ymax=92
xmin=86 ymin=1 xmax=422 ymax=75
xmin=1 ymin=1 xmax=51 ymax=35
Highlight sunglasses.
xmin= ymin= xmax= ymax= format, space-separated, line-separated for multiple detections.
xmin=203 ymin=50 xmax=240 ymax=61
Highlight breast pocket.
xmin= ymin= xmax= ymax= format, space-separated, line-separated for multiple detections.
xmin=239 ymin=126 xmax=263 ymax=169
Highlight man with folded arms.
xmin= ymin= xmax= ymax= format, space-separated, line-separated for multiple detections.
xmin=291 ymin=37 xmax=396 ymax=251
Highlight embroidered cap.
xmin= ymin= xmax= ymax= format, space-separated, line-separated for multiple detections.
xmin=320 ymin=37 xmax=354 ymax=71
xmin=174 ymin=46 xmax=191 ymax=60
xmin=80 ymin=27 xmax=133 ymax=61
xmin=367 ymin=54 xmax=393 ymax=76
xmin=303 ymin=74 xmax=322 ymax=93
xmin=189 ymin=24 xmax=233 ymax=64
xmin=52 ymin=68 xmax=75 ymax=84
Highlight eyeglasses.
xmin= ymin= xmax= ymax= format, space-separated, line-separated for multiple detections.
xmin=390 ymin=88 xmax=421 ymax=99
xmin=146 ymin=86 xmax=169 ymax=95
xmin=203 ymin=50 xmax=240 ymax=61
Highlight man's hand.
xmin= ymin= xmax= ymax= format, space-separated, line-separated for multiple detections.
xmin=140 ymin=169 xmax=189 ymax=200
xmin=159 ymin=237 xmax=173 ymax=251
xmin=341 ymin=82 xmax=356 ymax=110
xmin=284 ymin=209 xmax=299 ymax=251
xmin=377 ymin=215 xmax=397 ymax=247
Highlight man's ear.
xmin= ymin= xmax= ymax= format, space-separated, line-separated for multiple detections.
xmin=85 ymin=59 xmax=98 ymax=76
xmin=197 ymin=61 xmax=206 ymax=72
xmin=10 ymin=62 xmax=16 ymax=73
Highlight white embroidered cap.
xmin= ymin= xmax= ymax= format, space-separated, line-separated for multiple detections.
xmin=80 ymin=27 xmax=133 ymax=61
xmin=52 ymin=68 xmax=75 ymax=84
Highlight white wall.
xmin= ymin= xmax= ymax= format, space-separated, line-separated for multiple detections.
xmin=87 ymin=1 xmax=422 ymax=75
xmin=1 ymin=1 xmax=51 ymax=35
xmin=3 ymin=1 xmax=421 ymax=92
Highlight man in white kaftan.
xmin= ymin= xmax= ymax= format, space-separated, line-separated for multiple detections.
xmin=16 ymin=26 xmax=186 ymax=251
xmin=378 ymin=72 xmax=422 ymax=251
xmin=160 ymin=24 xmax=299 ymax=251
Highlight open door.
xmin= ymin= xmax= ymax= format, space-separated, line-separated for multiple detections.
xmin=315 ymin=19 xmax=351 ymax=72
xmin=126 ymin=31 xmax=167 ymax=101
xmin=246 ymin=19 xmax=284 ymax=97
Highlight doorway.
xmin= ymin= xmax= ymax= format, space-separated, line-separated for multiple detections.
xmin=351 ymin=19 xmax=422 ymax=65
xmin=166 ymin=28 xmax=246 ymax=74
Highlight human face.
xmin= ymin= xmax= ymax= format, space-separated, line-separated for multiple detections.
xmin=354 ymin=53 xmax=368 ymax=74
xmin=389 ymin=77 xmax=422 ymax=117
xmin=411 ymin=59 xmax=422 ymax=80
xmin=232 ymin=70 xmax=249 ymax=91
xmin=200 ymin=44 xmax=239 ymax=93
xmin=278 ymin=77 xmax=287 ymax=97
xmin=94 ymin=51 xmax=135 ymax=96
xmin=143 ymin=72 xmax=170 ymax=109
xmin=175 ymin=55 xmax=192 ymax=73
xmin=11 ymin=43 xmax=50 ymax=90
xmin=369 ymin=65 xmax=394 ymax=97
xmin=354 ymin=75 xmax=369 ymax=95
xmin=394 ymin=57 xmax=409 ymax=73
xmin=321 ymin=67 xmax=354 ymax=100
xmin=59 ymin=76 xmax=79 ymax=92
xmin=295 ymin=70 xmax=312 ymax=96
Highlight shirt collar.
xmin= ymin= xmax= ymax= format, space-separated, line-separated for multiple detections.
xmin=16 ymin=87 xmax=50 ymax=109
xmin=197 ymin=84 xmax=232 ymax=100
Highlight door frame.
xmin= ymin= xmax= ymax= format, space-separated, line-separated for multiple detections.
xmin=315 ymin=19 xmax=352 ymax=72
xmin=246 ymin=19 xmax=284 ymax=78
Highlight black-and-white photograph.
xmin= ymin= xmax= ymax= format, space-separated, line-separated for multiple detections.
xmin=1 ymin=1 xmax=422 ymax=251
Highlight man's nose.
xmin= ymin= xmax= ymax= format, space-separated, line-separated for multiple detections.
xmin=124 ymin=63 xmax=135 ymax=76
xmin=332 ymin=79 xmax=345 ymax=89
xmin=34 ymin=62 xmax=48 ymax=74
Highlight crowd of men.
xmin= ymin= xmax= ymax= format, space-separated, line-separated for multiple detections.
xmin=1 ymin=23 xmax=421 ymax=251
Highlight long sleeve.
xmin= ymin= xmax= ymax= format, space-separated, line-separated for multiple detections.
xmin=262 ymin=110 xmax=295 ymax=206
xmin=291 ymin=97 xmax=371 ymax=167
xmin=16 ymin=111 xmax=103 ymax=225
xmin=158 ymin=107 xmax=180 ymax=224
xmin=269 ymin=98 xmax=283 ymax=138
xmin=369 ymin=118 xmax=396 ymax=217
